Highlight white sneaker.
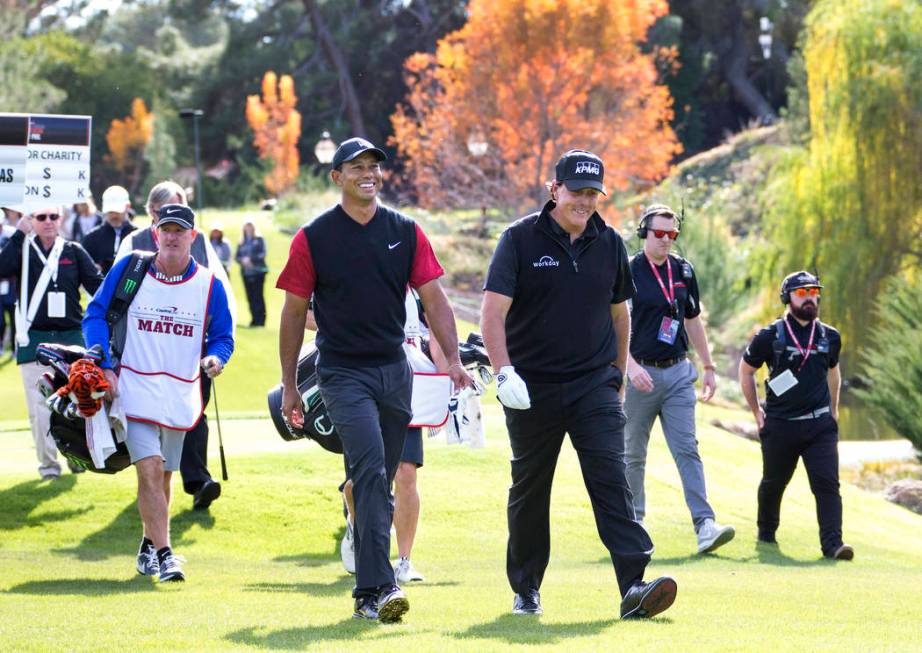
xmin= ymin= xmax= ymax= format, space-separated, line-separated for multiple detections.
xmin=696 ymin=518 xmax=736 ymax=554
xmin=340 ymin=520 xmax=356 ymax=574
xmin=394 ymin=557 xmax=424 ymax=583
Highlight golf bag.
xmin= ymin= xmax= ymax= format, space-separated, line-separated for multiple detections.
xmin=36 ymin=342 xmax=131 ymax=474
xmin=267 ymin=333 xmax=495 ymax=453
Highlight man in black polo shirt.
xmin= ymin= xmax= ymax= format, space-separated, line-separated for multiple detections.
xmin=277 ymin=137 xmax=472 ymax=623
xmin=481 ymin=149 xmax=677 ymax=621
xmin=624 ymin=204 xmax=735 ymax=554
xmin=739 ymin=271 xmax=853 ymax=561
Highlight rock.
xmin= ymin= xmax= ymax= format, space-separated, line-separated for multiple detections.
xmin=710 ymin=418 xmax=759 ymax=441
xmin=885 ymin=479 xmax=922 ymax=515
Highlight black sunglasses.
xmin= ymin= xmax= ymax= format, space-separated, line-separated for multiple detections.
xmin=34 ymin=213 xmax=60 ymax=222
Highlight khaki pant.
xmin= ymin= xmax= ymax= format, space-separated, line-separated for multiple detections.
xmin=20 ymin=361 xmax=61 ymax=478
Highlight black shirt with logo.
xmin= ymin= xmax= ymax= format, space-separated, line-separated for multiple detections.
xmin=743 ymin=315 xmax=842 ymax=419
xmin=484 ymin=201 xmax=635 ymax=383
xmin=628 ymin=252 xmax=701 ymax=361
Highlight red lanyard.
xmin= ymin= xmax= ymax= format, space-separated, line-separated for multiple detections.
xmin=645 ymin=254 xmax=674 ymax=305
xmin=784 ymin=316 xmax=816 ymax=372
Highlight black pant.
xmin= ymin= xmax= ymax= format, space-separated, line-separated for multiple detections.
xmin=758 ymin=414 xmax=843 ymax=556
xmin=0 ymin=302 xmax=15 ymax=349
xmin=505 ymin=367 xmax=652 ymax=598
xmin=181 ymin=373 xmax=213 ymax=494
xmin=318 ymin=360 xmax=412 ymax=597
xmin=242 ymin=273 xmax=266 ymax=326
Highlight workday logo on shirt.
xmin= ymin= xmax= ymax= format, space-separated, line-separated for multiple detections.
xmin=533 ymin=255 xmax=560 ymax=268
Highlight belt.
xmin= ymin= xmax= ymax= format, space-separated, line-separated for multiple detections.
xmin=788 ymin=406 xmax=831 ymax=421
xmin=636 ymin=355 xmax=686 ymax=369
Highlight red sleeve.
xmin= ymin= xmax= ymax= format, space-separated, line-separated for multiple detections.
xmin=275 ymin=229 xmax=316 ymax=299
xmin=409 ymin=223 xmax=444 ymax=289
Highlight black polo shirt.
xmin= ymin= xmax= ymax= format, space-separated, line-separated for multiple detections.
xmin=629 ymin=252 xmax=701 ymax=361
xmin=743 ymin=315 xmax=841 ymax=419
xmin=484 ymin=201 xmax=635 ymax=383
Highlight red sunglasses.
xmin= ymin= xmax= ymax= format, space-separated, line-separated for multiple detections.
xmin=792 ymin=287 xmax=820 ymax=298
xmin=650 ymin=228 xmax=679 ymax=240
xmin=34 ymin=213 xmax=60 ymax=222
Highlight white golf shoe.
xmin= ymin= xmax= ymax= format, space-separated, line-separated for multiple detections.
xmin=394 ymin=557 xmax=424 ymax=583
xmin=696 ymin=518 xmax=736 ymax=554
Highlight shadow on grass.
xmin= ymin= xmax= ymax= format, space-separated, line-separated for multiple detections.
xmin=453 ymin=614 xmax=626 ymax=644
xmin=172 ymin=507 xmax=216 ymax=544
xmin=0 ymin=476 xmax=89 ymax=531
xmin=272 ymin=524 xmax=342 ymax=568
xmin=5 ymin=576 xmax=156 ymax=595
xmin=752 ymin=542 xmax=832 ymax=567
xmin=226 ymin=620 xmax=403 ymax=649
xmin=53 ymin=502 xmax=138 ymax=561
xmin=245 ymin=577 xmax=355 ymax=597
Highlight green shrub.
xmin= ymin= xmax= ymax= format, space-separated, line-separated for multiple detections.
xmin=855 ymin=277 xmax=922 ymax=460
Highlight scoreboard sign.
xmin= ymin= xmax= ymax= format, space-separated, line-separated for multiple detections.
xmin=0 ymin=113 xmax=92 ymax=211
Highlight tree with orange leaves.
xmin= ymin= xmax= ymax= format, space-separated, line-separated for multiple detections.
xmin=246 ymin=72 xmax=302 ymax=196
xmin=106 ymin=97 xmax=154 ymax=195
xmin=390 ymin=0 xmax=681 ymax=217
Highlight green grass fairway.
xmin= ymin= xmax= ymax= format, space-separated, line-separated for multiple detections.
xmin=1 ymin=398 xmax=921 ymax=652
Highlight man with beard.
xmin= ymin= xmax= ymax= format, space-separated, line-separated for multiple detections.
xmin=738 ymin=271 xmax=853 ymax=560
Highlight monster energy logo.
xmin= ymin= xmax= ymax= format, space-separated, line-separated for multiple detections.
xmin=123 ymin=278 xmax=137 ymax=294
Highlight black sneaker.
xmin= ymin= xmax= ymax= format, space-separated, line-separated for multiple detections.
xmin=620 ymin=577 xmax=677 ymax=620
xmin=193 ymin=480 xmax=221 ymax=511
xmin=828 ymin=543 xmax=855 ymax=561
xmin=352 ymin=595 xmax=379 ymax=620
xmin=158 ymin=553 xmax=186 ymax=582
xmin=136 ymin=540 xmax=159 ymax=576
xmin=512 ymin=589 xmax=543 ymax=615
xmin=377 ymin=586 xmax=409 ymax=623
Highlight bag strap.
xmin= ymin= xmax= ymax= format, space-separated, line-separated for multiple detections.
xmin=770 ymin=318 xmax=786 ymax=374
xmin=105 ymin=252 xmax=154 ymax=327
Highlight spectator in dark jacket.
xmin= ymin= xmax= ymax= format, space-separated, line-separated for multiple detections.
xmin=81 ymin=185 xmax=137 ymax=274
xmin=235 ymin=221 xmax=268 ymax=327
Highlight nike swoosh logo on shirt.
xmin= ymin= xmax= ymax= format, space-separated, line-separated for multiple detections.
xmin=388 ymin=242 xmax=401 ymax=250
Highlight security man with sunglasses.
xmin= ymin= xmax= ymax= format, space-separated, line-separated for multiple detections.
xmin=739 ymin=271 xmax=853 ymax=561
xmin=0 ymin=205 xmax=102 ymax=479
xmin=624 ymin=204 xmax=735 ymax=554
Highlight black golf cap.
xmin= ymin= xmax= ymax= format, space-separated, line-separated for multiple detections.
xmin=157 ymin=204 xmax=195 ymax=229
xmin=331 ymin=137 xmax=387 ymax=170
xmin=781 ymin=270 xmax=824 ymax=300
xmin=555 ymin=149 xmax=606 ymax=195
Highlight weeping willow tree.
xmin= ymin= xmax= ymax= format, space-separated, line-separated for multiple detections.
xmin=762 ymin=0 xmax=922 ymax=352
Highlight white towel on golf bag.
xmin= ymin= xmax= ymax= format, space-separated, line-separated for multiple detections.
xmin=444 ymin=385 xmax=485 ymax=448
xmin=403 ymin=342 xmax=451 ymax=428
xmin=85 ymin=396 xmax=127 ymax=468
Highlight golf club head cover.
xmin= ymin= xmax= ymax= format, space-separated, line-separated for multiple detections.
xmin=496 ymin=365 xmax=531 ymax=410
xmin=57 ymin=358 xmax=109 ymax=418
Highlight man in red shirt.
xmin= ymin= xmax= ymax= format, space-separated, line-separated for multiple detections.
xmin=277 ymin=138 xmax=472 ymax=623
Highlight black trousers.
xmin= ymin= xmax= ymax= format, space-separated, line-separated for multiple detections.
xmin=505 ymin=367 xmax=652 ymax=598
xmin=758 ymin=414 xmax=843 ymax=556
xmin=318 ymin=360 xmax=412 ymax=597
xmin=242 ymin=273 xmax=266 ymax=327
xmin=0 ymin=302 xmax=15 ymax=348
xmin=181 ymin=373 xmax=213 ymax=494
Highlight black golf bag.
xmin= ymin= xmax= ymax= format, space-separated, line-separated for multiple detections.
xmin=36 ymin=342 xmax=131 ymax=474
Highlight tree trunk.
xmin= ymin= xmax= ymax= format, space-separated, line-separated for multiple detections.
xmin=302 ymin=0 xmax=367 ymax=137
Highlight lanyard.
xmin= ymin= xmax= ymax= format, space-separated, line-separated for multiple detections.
xmin=29 ymin=236 xmax=65 ymax=285
xmin=645 ymin=254 xmax=674 ymax=305
xmin=784 ymin=315 xmax=817 ymax=372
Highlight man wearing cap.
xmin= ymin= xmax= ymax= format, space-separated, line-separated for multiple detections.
xmin=481 ymin=149 xmax=677 ymax=620
xmin=81 ymin=185 xmax=137 ymax=274
xmin=115 ymin=180 xmax=237 ymax=511
xmin=0 ymin=205 xmax=102 ymax=479
xmin=277 ymin=137 xmax=473 ymax=623
xmin=84 ymin=204 xmax=234 ymax=582
xmin=739 ymin=271 xmax=852 ymax=561
xmin=623 ymin=204 xmax=735 ymax=554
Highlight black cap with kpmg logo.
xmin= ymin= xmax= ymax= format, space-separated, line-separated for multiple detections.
xmin=555 ymin=149 xmax=606 ymax=195
xmin=157 ymin=204 xmax=195 ymax=230
xmin=331 ymin=137 xmax=387 ymax=170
